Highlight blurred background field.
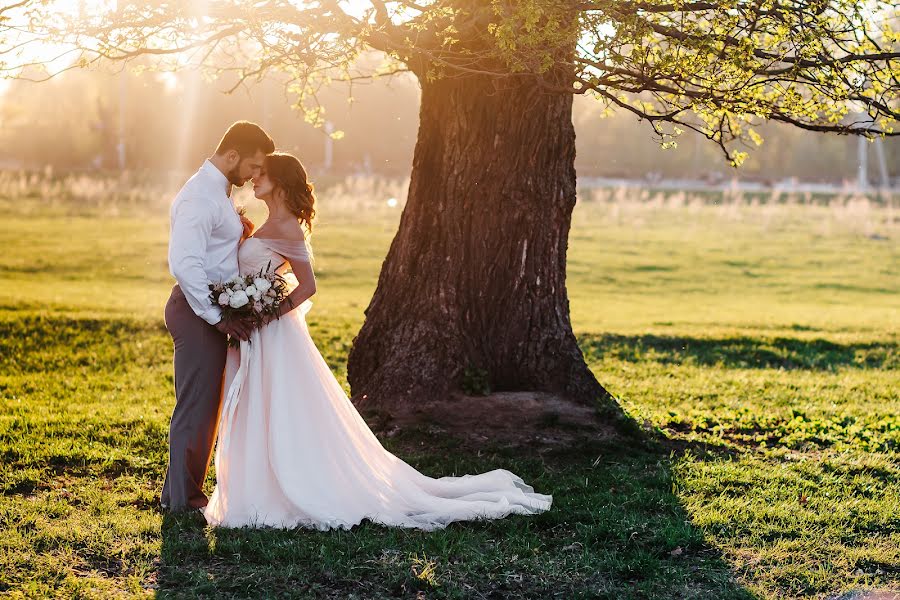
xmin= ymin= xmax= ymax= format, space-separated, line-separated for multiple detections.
xmin=1 ymin=175 xmax=898 ymax=598
xmin=1 ymin=171 xmax=896 ymax=338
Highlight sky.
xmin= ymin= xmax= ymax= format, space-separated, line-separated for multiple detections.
xmin=2 ymin=0 xmax=378 ymax=79
xmin=0 ymin=0 xmax=386 ymax=164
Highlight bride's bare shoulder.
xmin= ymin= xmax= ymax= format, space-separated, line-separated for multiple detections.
xmin=270 ymin=219 xmax=306 ymax=242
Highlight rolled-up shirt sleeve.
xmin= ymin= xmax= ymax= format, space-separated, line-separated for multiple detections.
xmin=168 ymin=197 xmax=223 ymax=325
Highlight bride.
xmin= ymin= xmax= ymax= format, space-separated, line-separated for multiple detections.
xmin=204 ymin=152 xmax=552 ymax=530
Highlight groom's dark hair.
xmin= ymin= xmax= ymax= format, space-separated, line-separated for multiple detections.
xmin=215 ymin=121 xmax=275 ymax=158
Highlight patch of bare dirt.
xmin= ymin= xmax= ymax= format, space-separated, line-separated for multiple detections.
xmin=829 ymin=591 xmax=900 ymax=600
xmin=370 ymin=391 xmax=618 ymax=451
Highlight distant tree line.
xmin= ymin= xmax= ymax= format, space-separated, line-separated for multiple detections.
xmin=2 ymin=62 xmax=896 ymax=183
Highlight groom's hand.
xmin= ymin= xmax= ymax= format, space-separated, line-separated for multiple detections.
xmin=215 ymin=318 xmax=251 ymax=341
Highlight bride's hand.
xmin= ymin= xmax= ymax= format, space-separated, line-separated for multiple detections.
xmin=239 ymin=214 xmax=255 ymax=241
xmin=260 ymin=304 xmax=288 ymax=327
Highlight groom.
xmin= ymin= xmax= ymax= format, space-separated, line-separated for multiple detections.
xmin=162 ymin=121 xmax=275 ymax=512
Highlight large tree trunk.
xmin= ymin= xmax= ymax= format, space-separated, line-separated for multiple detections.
xmin=347 ymin=70 xmax=612 ymax=422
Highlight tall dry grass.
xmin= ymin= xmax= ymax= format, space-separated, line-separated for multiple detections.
xmin=0 ymin=169 xmax=895 ymax=240
xmin=582 ymin=185 xmax=898 ymax=239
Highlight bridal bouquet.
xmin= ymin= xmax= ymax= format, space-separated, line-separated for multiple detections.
xmin=209 ymin=261 xmax=291 ymax=345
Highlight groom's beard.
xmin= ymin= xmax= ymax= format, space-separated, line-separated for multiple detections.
xmin=225 ymin=166 xmax=246 ymax=187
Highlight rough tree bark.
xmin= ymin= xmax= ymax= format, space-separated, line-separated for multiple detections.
xmin=347 ymin=68 xmax=613 ymax=422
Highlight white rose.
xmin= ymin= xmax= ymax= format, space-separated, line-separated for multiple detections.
xmin=245 ymin=284 xmax=258 ymax=298
xmin=253 ymin=278 xmax=272 ymax=293
xmin=228 ymin=290 xmax=250 ymax=308
xmin=229 ymin=275 xmax=243 ymax=286
xmin=217 ymin=292 xmax=229 ymax=306
xmin=262 ymin=295 xmax=274 ymax=306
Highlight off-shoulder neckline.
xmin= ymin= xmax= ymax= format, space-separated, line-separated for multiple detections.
xmin=246 ymin=236 xmax=307 ymax=243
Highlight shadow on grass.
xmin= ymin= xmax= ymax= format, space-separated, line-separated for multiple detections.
xmin=155 ymin=432 xmax=757 ymax=599
xmin=1 ymin=315 xmax=757 ymax=596
xmin=149 ymin=323 xmax=767 ymax=596
xmin=579 ymin=332 xmax=897 ymax=371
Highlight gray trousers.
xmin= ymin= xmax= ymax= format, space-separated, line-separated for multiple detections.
xmin=161 ymin=284 xmax=227 ymax=510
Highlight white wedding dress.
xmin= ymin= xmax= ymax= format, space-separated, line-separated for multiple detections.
xmin=203 ymin=237 xmax=552 ymax=530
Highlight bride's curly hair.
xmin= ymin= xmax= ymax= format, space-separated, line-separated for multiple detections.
xmin=264 ymin=152 xmax=316 ymax=233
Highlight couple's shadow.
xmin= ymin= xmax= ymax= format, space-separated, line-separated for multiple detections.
xmin=155 ymin=416 xmax=757 ymax=599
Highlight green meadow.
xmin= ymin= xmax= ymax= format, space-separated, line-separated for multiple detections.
xmin=0 ymin=173 xmax=898 ymax=598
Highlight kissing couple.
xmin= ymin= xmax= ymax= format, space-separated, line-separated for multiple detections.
xmin=161 ymin=120 xmax=552 ymax=530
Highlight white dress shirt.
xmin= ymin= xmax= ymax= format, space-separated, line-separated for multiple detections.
xmin=168 ymin=160 xmax=243 ymax=325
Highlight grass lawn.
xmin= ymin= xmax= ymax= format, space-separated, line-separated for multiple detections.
xmin=0 ymin=177 xmax=898 ymax=598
